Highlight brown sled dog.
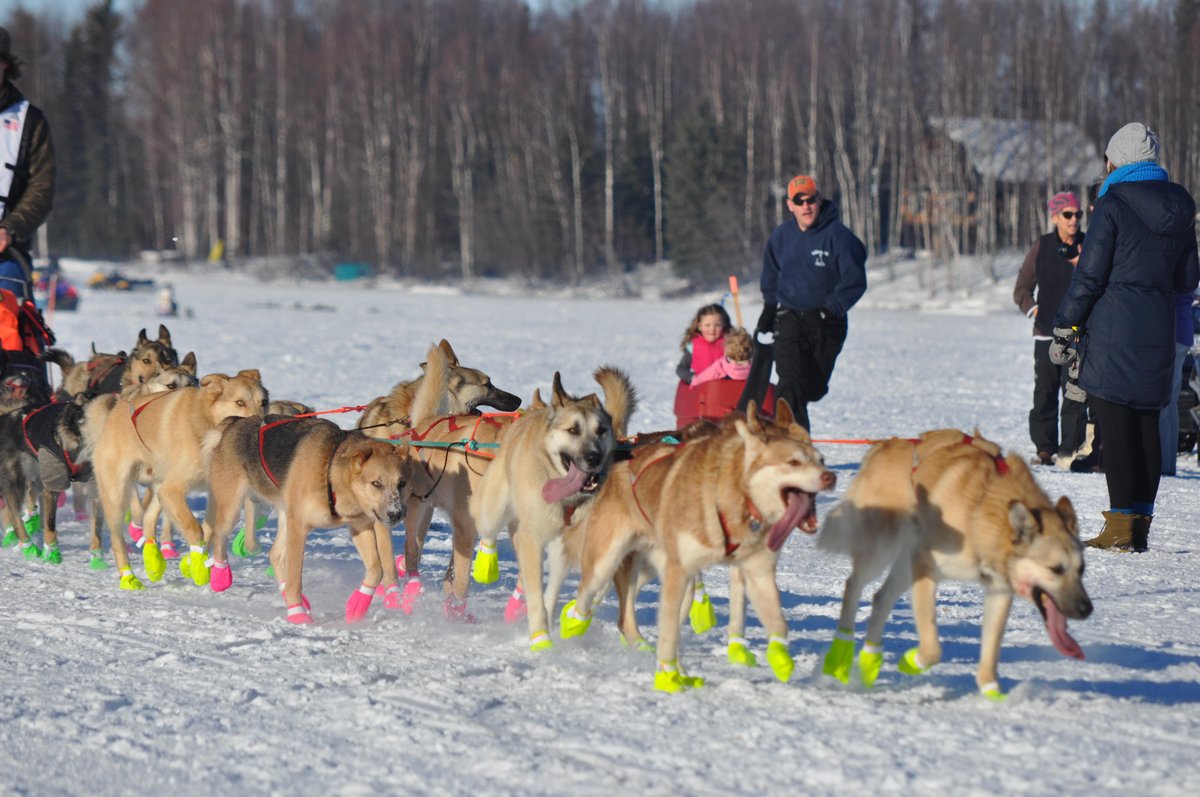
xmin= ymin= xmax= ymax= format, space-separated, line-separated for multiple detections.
xmin=558 ymin=400 xmax=835 ymax=692
xmin=82 ymin=369 xmax=267 ymax=591
xmin=469 ymin=368 xmax=637 ymax=650
xmin=58 ymin=324 xmax=180 ymax=397
xmin=205 ymin=414 xmax=432 ymax=624
xmin=817 ymin=430 xmax=1093 ymax=699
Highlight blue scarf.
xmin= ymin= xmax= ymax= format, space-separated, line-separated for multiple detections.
xmin=1098 ymin=161 xmax=1169 ymax=197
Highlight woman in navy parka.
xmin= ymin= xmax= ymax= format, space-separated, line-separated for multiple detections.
xmin=1052 ymin=123 xmax=1200 ymax=552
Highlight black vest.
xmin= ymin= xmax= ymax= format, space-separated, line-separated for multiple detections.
xmin=1033 ymin=231 xmax=1083 ymax=336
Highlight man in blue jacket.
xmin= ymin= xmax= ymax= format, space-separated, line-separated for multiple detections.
xmin=1052 ymin=123 xmax=1200 ymax=552
xmin=757 ymin=174 xmax=867 ymax=431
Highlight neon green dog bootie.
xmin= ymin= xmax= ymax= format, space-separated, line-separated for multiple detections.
xmin=727 ymin=636 xmax=758 ymax=667
xmin=979 ymin=681 xmax=1006 ymax=702
xmin=118 ymin=568 xmax=144 ymax=591
xmin=41 ymin=543 xmax=62 ymax=565
xmin=231 ymin=515 xmax=268 ymax=557
xmin=142 ymin=540 xmax=167 ymax=582
xmin=858 ymin=643 xmax=884 ymax=687
xmin=529 ymin=631 xmax=554 ymax=652
xmin=822 ymin=628 xmax=856 ymax=684
xmin=559 ymin=600 xmax=592 ymax=639
xmin=181 ymin=547 xmax=210 ymax=587
xmin=1 ymin=527 xmax=17 ymax=547
xmin=898 ymin=647 xmax=932 ymax=677
xmin=88 ymin=549 xmax=109 ymax=570
xmin=689 ymin=582 xmax=716 ymax=635
xmin=766 ymin=636 xmax=794 ymax=682
xmin=21 ymin=540 xmax=41 ymax=560
xmin=472 ymin=540 xmax=499 ymax=584
xmin=654 ymin=659 xmax=705 ymax=693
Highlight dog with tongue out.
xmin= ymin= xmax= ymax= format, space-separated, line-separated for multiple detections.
xmin=470 ymin=367 xmax=637 ymax=652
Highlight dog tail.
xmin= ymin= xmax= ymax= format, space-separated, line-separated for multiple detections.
xmin=594 ymin=365 xmax=638 ymax=439
xmin=80 ymin=393 xmax=119 ymax=463
xmin=409 ymin=341 xmax=450 ymax=426
xmin=41 ymin=347 xmax=75 ymax=380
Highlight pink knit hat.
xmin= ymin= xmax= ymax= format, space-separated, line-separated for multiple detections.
xmin=1047 ymin=191 xmax=1080 ymax=216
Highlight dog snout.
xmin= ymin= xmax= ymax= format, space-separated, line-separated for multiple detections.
xmin=821 ymin=470 xmax=836 ymax=490
xmin=1076 ymin=595 xmax=1093 ymax=620
xmin=583 ymin=450 xmax=602 ymax=470
xmin=387 ymin=506 xmax=406 ymax=525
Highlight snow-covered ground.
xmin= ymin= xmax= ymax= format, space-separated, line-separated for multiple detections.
xmin=1 ymin=257 xmax=1197 ymax=796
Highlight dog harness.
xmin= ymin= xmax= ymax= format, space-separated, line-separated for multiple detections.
xmin=128 ymin=390 xmax=174 ymax=453
xmin=628 ymin=443 xmax=748 ymax=558
xmin=909 ymin=433 xmax=1010 ymax=476
xmin=20 ymin=401 xmax=84 ymax=480
xmin=256 ymin=416 xmax=347 ymax=520
xmin=84 ymin=355 xmax=126 ymax=396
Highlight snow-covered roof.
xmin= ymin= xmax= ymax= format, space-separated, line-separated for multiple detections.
xmin=931 ymin=117 xmax=1102 ymax=185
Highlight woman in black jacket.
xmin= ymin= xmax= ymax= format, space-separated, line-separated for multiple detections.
xmin=1052 ymin=123 xmax=1200 ymax=552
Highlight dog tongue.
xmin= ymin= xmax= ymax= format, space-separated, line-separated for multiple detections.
xmin=1041 ymin=592 xmax=1085 ymax=660
xmin=542 ymin=463 xmax=589 ymax=503
xmin=767 ymin=491 xmax=813 ymax=552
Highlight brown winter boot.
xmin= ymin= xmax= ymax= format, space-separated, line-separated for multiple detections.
xmin=1085 ymin=511 xmax=1135 ymax=551
xmin=1130 ymin=514 xmax=1153 ymax=553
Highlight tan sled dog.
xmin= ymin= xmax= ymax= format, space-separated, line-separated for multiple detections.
xmin=358 ymin=339 xmax=521 ymax=436
xmin=818 ymin=431 xmax=1093 ymax=699
xmin=205 ymin=415 xmax=432 ymax=624
xmin=558 ymin=400 xmax=835 ymax=692
xmin=58 ymin=325 xmax=180 ymax=397
xmin=83 ymin=370 xmax=267 ymax=591
xmin=470 ymin=368 xmax=636 ymax=650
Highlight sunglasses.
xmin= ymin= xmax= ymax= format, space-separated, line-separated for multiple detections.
xmin=791 ymin=195 xmax=819 ymax=207
xmin=1060 ymin=211 xmax=1082 ymax=220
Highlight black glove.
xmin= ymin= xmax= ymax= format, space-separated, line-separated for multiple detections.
xmin=1048 ymin=326 xmax=1078 ymax=365
xmin=756 ymin=304 xmax=778 ymax=334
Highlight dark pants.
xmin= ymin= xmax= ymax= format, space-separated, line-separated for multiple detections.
xmin=774 ymin=308 xmax=848 ymax=431
xmin=1029 ymin=338 xmax=1086 ymax=457
xmin=1088 ymin=395 xmax=1161 ymax=510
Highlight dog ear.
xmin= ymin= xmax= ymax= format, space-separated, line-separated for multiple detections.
xmin=774 ymin=398 xmax=795 ymax=428
xmin=1008 ymin=500 xmax=1039 ymax=545
xmin=235 ymin=369 xmax=262 ymax=383
xmin=157 ymin=324 xmax=172 ymax=346
xmin=136 ymin=328 xmax=150 ymax=346
xmin=530 ymin=388 xmax=546 ymax=410
xmin=1055 ymin=495 xmax=1079 ymax=537
xmin=181 ymin=352 xmax=198 ymax=373
xmin=199 ymin=373 xmax=228 ymax=389
xmin=745 ymin=400 xmax=763 ymax=434
xmin=438 ymin=339 xmax=459 ymax=366
xmin=551 ymin=372 xmax=569 ymax=408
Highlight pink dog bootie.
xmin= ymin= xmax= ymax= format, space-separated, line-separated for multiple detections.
xmin=400 ymin=576 xmax=424 ymax=615
xmin=286 ymin=603 xmax=313 ymax=625
xmin=345 ymin=584 xmax=375 ymax=624
xmin=505 ymin=585 xmax=527 ymax=624
xmin=377 ymin=583 xmax=402 ymax=610
xmin=209 ymin=561 xmax=232 ymax=592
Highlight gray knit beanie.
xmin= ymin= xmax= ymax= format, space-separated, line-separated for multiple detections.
xmin=1105 ymin=122 xmax=1160 ymax=168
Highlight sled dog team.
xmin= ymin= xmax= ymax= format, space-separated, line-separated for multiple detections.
xmin=3 ymin=327 xmax=1092 ymax=697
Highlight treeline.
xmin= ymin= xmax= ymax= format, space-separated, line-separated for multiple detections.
xmin=5 ymin=0 xmax=1199 ymax=285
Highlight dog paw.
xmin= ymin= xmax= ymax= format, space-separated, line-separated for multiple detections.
xmin=88 ymin=550 xmax=109 ymax=570
xmin=182 ymin=549 xmax=210 ymax=587
xmin=559 ymin=600 xmax=592 ymax=639
xmin=285 ymin=604 xmax=313 ymax=625
xmin=21 ymin=541 xmax=41 ymax=561
xmin=209 ymin=561 xmax=233 ymax=592
xmin=821 ymin=631 xmax=855 ymax=684
xmin=378 ymin=583 xmax=402 ymax=610
xmin=159 ymin=540 xmax=179 ymax=559
xmin=858 ymin=644 xmax=885 ymax=687
xmin=40 ymin=544 xmax=62 ymax=565
xmin=118 ymin=570 xmax=145 ymax=591
xmin=727 ymin=637 xmax=758 ymax=667
xmin=345 ymin=585 xmax=374 ymax=624
xmin=689 ymin=590 xmax=717 ymax=635
xmin=766 ymin=637 xmax=794 ymax=683
xmin=529 ymin=631 xmax=554 ymax=652
xmin=443 ymin=597 xmax=476 ymax=624
xmin=504 ymin=588 xmax=527 ymax=624
xmin=400 ymin=578 xmax=424 ymax=615
xmin=142 ymin=540 xmax=167 ymax=582
xmin=1 ymin=528 xmax=18 ymax=547
xmin=472 ymin=542 xmax=499 ymax=584
xmin=979 ymin=681 xmax=1006 ymax=702
xmin=897 ymin=647 xmax=932 ymax=677
xmin=620 ymin=634 xmax=654 ymax=652
xmin=128 ymin=523 xmax=144 ymax=545
xmin=654 ymin=660 xmax=704 ymax=693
